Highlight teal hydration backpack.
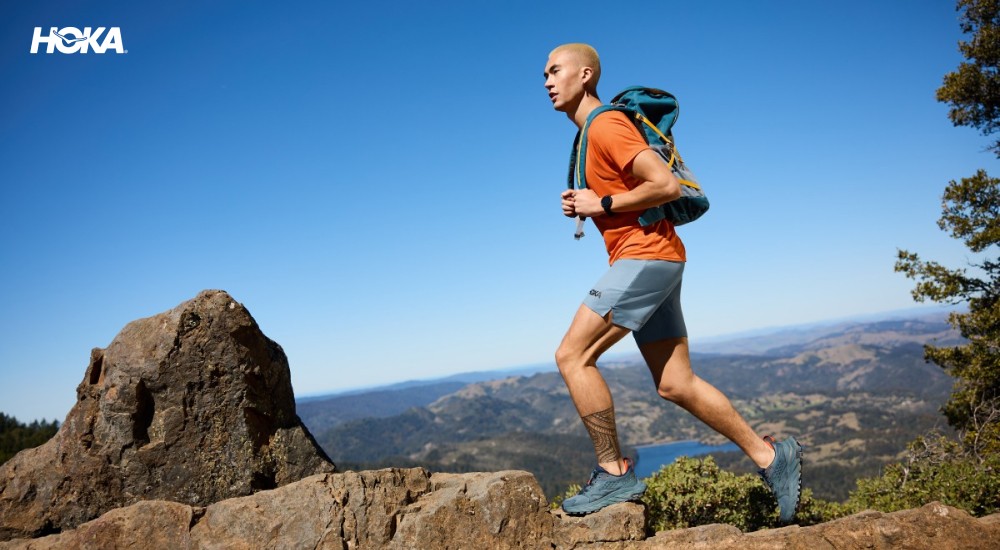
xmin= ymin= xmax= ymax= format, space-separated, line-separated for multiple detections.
xmin=568 ymin=86 xmax=709 ymax=235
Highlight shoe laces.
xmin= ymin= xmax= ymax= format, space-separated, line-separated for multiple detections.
xmin=580 ymin=458 xmax=631 ymax=492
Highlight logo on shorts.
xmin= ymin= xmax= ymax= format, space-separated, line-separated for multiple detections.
xmin=30 ymin=27 xmax=126 ymax=54
xmin=589 ymin=289 xmax=602 ymax=299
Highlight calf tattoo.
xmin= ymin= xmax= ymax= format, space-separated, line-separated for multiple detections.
xmin=582 ymin=407 xmax=622 ymax=464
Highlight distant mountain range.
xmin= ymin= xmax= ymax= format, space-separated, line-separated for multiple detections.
xmin=692 ymin=305 xmax=962 ymax=356
xmin=296 ymin=307 xmax=962 ymax=501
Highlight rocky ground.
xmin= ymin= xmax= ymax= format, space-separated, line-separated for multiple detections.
xmin=1 ymin=467 xmax=997 ymax=549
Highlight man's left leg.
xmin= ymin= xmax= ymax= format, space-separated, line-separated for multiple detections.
xmin=640 ymin=337 xmax=802 ymax=522
xmin=640 ymin=337 xmax=774 ymax=468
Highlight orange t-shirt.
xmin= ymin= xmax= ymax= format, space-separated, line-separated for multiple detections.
xmin=585 ymin=111 xmax=687 ymax=265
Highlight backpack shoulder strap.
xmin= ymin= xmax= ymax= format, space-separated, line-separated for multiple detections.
xmin=567 ymin=104 xmax=633 ymax=190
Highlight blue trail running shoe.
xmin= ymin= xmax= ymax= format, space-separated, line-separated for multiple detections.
xmin=561 ymin=457 xmax=646 ymax=516
xmin=759 ymin=435 xmax=803 ymax=523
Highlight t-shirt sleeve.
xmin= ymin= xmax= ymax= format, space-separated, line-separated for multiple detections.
xmin=588 ymin=112 xmax=649 ymax=177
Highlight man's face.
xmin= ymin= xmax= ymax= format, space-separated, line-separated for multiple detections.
xmin=544 ymin=50 xmax=585 ymax=112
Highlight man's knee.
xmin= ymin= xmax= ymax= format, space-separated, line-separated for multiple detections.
xmin=555 ymin=343 xmax=581 ymax=375
xmin=656 ymin=375 xmax=696 ymax=403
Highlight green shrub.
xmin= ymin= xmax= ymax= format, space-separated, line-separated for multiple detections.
xmin=846 ymin=433 xmax=1000 ymax=516
xmin=551 ymin=456 xmax=849 ymax=532
xmin=641 ymin=456 xmax=847 ymax=532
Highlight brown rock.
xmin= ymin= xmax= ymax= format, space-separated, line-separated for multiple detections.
xmin=0 ymin=290 xmax=335 ymax=541
xmin=190 ymin=468 xmax=432 ymax=549
xmin=641 ymin=502 xmax=1000 ymax=549
xmin=551 ymin=502 xmax=646 ymax=549
xmin=394 ymin=470 xmax=555 ymax=549
xmin=1 ymin=469 xmax=559 ymax=549
xmin=0 ymin=500 xmax=194 ymax=550
xmin=642 ymin=522 xmax=742 ymax=549
xmin=4 ymin=470 xmax=999 ymax=550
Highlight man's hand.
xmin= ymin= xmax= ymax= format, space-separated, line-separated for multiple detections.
xmin=561 ymin=189 xmax=577 ymax=217
xmin=571 ymin=188 xmax=603 ymax=217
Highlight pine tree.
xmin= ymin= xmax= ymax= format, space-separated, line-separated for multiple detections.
xmin=897 ymin=0 xmax=1000 ymax=458
xmin=937 ymin=0 xmax=1000 ymax=156
xmin=848 ymin=2 xmax=1000 ymax=516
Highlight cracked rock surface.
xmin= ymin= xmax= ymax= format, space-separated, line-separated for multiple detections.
xmin=0 ymin=290 xmax=335 ymax=541
xmin=0 ymin=469 xmax=558 ymax=549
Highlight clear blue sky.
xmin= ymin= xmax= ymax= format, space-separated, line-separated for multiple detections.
xmin=1 ymin=1 xmax=994 ymax=423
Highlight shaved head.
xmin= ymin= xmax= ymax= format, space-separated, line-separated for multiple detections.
xmin=550 ymin=43 xmax=601 ymax=95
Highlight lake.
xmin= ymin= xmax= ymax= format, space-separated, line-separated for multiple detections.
xmin=633 ymin=440 xmax=740 ymax=479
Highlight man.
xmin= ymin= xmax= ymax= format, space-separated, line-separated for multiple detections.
xmin=543 ymin=43 xmax=802 ymax=521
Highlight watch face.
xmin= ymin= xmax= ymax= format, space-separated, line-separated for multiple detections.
xmin=602 ymin=195 xmax=613 ymax=214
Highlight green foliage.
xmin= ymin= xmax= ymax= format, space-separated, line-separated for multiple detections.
xmin=897 ymin=0 xmax=1000 ymax=460
xmin=641 ymin=456 xmax=775 ymax=531
xmin=846 ymin=433 xmax=1000 ymax=516
xmin=864 ymin=0 xmax=1000 ymax=518
xmin=938 ymin=169 xmax=1000 ymax=252
xmin=937 ymin=0 xmax=1000 ymax=156
xmin=642 ymin=456 xmax=848 ymax=532
xmin=0 ymin=412 xmax=59 ymax=465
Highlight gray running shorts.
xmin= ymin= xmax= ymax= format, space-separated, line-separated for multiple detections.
xmin=582 ymin=259 xmax=687 ymax=344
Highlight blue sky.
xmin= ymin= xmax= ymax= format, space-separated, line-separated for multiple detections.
xmin=1 ymin=1 xmax=994 ymax=423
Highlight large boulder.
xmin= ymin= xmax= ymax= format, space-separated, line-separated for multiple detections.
xmin=0 ymin=290 xmax=335 ymax=541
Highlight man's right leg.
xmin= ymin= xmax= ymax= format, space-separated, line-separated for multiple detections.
xmin=555 ymin=304 xmax=646 ymax=515
xmin=555 ymin=304 xmax=631 ymax=474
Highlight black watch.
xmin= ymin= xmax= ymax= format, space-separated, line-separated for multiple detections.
xmin=601 ymin=195 xmax=615 ymax=216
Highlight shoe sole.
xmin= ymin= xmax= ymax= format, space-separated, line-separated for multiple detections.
xmin=780 ymin=439 xmax=803 ymax=523
xmin=561 ymin=483 xmax=647 ymax=516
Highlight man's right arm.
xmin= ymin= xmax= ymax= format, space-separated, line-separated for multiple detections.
xmin=571 ymin=148 xmax=680 ymax=218
xmin=608 ymin=149 xmax=681 ymax=213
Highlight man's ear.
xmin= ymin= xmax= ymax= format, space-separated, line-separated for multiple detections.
xmin=580 ymin=66 xmax=593 ymax=86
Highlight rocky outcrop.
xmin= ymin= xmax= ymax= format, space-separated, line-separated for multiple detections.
xmin=0 ymin=469 xmax=561 ymax=549
xmin=1 ymin=469 xmax=997 ymax=550
xmin=0 ymin=290 xmax=335 ymax=541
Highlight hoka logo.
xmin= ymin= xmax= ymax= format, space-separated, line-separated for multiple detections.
xmin=30 ymin=27 xmax=125 ymax=54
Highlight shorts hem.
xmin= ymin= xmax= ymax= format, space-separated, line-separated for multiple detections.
xmin=583 ymin=302 xmax=643 ymax=331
